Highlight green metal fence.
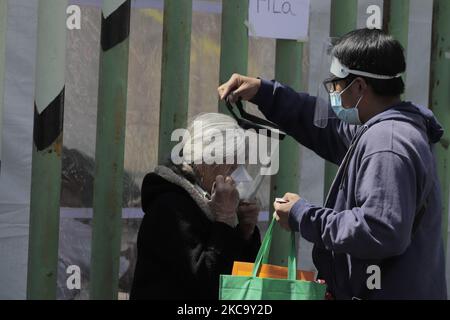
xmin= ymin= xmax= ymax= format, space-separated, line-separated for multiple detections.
xmin=26 ymin=0 xmax=68 ymax=300
xmin=218 ymin=0 xmax=248 ymax=115
xmin=3 ymin=0 xmax=446 ymax=299
xmin=430 ymin=0 xmax=450 ymax=250
xmin=323 ymin=0 xmax=358 ymax=202
xmin=268 ymin=40 xmax=303 ymax=266
xmin=90 ymin=0 xmax=131 ymax=300
xmin=0 ymin=0 xmax=6 ymax=174
xmin=158 ymin=0 xmax=192 ymax=164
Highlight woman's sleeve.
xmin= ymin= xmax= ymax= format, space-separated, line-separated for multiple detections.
xmin=234 ymin=226 xmax=261 ymax=263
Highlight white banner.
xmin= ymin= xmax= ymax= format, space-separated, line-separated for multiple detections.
xmin=248 ymin=0 xmax=310 ymax=41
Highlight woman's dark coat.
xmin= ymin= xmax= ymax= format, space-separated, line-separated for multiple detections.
xmin=130 ymin=166 xmax=261 ymax=300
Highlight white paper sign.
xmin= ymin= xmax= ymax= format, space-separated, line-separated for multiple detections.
xmin=248 ymin=0 xmax=310 ymax=41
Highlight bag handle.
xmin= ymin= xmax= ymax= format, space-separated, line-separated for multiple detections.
xmin=252 ymin=216 xmax=297 ymax=280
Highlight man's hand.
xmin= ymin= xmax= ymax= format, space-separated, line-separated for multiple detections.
xmin=273 ymin=193 xmax=301 ymax=231
xmin=237 ymin=201 xmax=260 ymax=240
xmin=218 ymin=74 xmax=261 ymax=103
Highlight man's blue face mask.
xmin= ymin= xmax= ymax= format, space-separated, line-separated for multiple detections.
xmin=329 ymin=79 xmax=363 ymax=125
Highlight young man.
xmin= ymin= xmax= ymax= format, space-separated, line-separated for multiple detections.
xmin=218 ymin=28 xmax=447 ymax=300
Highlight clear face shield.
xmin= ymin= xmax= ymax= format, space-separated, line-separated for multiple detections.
xmin=313 ymin=38 xmax=341 ymax=128
xmin=230 ymin=165 xmax=260 ymax=201
xmin=224 ymin=99 xmax=285 ymax=202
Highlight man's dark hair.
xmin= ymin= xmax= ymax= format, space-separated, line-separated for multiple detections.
xmin=332 ymin=28 xmax=406 ymax=97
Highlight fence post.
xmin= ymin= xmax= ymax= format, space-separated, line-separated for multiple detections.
xmin=323 ymin=0 xmax=358 ymax=201
xmin=268 ymin=40 xmax=303 ymax=266
xmin=218 ymin=0 xmax=248 ymax=114
xmin=158 ymin=0 xmax=192 ymax=164
xmin=90 ymin=0 xmax=131 ymax=300
xmin=27 ymin=0 xmax=68 ymax=300
xmin=386 ymin=0 xmax=410 ymax=53
xmin=384 ymin=0 xmax=409 ymax=92
xmin=429 ymin=0 xmax=450 ymax=249
xmin=0 ymin=0 xmax=7 ymax=174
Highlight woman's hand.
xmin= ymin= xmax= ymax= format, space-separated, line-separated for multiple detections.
xmin=237 ymin=201 xmax=260 ymax=240
xmin=218 ymin=74 xmax=261 ymax=103
xmin=209 ymin=175 xmax=240 ymax=227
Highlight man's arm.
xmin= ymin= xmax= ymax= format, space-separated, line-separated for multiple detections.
xmin=288 ymin=151 xmax=418 ymax=260
xmin=250 ymin=79 xmax=358 ymax=165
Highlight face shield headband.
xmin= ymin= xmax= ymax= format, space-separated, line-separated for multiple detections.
xmin=314 ymin=54 xmax=404 ymax=128
xmin=330 ymin=56 xmax=403 ymax=80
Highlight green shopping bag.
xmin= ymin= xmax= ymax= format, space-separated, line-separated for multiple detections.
xmin=219 ymin=217 xmax=327 ymax=300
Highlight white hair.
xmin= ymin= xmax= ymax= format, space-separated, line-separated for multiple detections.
xmin=180 ymin=113 xmax=248 ymax=165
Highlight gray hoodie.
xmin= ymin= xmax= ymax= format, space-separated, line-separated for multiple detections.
xmin=250 ymin=79 xmax=447 ymax=300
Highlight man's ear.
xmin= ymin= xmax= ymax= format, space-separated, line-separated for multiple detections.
xmin=355 ymin=77 xmax=368 ymax=93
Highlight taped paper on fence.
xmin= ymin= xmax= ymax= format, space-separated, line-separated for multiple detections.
xmin=248 ymin=0 xmax=310 ymax=41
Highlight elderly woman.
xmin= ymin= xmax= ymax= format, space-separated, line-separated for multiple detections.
xmin=130 ymin=113 xmax=261 ymax=300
